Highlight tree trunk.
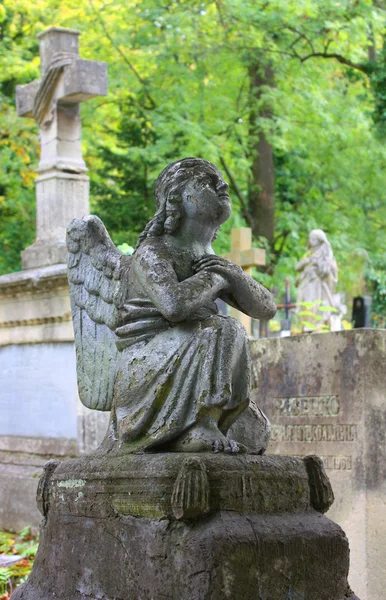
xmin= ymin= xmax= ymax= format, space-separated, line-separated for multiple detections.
xmin=247 ymin=59 xmax=275 ymax=243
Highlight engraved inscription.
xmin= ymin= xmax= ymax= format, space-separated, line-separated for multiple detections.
xmin=320 ymin=455 xmax=352 ymax=471
xmin=292 ymin=455 xmax=353 ymax=471
xmin=271 ymin=424 xmax=357 ymax=443
xmin=273 ymin=395 xmax=340 ymax=418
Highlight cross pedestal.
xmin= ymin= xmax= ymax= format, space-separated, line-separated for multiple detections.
xmin=222 ymin=227 xmax=266 ymax=336
xmin=16 ymin=27 xmax=107 ymax=269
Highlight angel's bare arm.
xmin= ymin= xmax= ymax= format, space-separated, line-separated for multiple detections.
xmin=133 ymin=243 xmax=229 ymax=322
xmin=193 ymin=255 xmax=276 ymax=320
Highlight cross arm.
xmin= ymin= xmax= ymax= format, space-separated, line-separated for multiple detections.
xmin=15 ymin=58 xmax=107 ymax=119
xmin=61 ymin=59 xmax=107 ymax=104
xmin=224 ymin=248 xmax=266 ymax=268
xmin=16 ymin=80 xmax=40 ymax=117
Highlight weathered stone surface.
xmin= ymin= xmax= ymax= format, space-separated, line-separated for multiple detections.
xmin=67 ymin=158 xmax=276 ymax=454
xmin=0 ymin=26 xmax=108 ymax=531
xmin=37 ymin=27 xmax=80 ymax=75
xmin=12 ymin=453 xmax=353 ymax=600
xmin=15 ymin=80 xmax=40 ymax=117
xmin=0 ymin=436 xmax=77 ymax=531
xmin=22 ymin=172 xmax=90 ymax=270
xmin=13 ymin=511 xmax=352 ymax=600
xmin=0 ymin=462 xmax=43 ymax=532
xmin=0 ymin=263 xmax=107 ymax=529
xmin=250 ymin=329 xmax=386 ymax=600
xmin=41 ymin=451 xmax=314 ymax=518
xmin=171 ymin=456 xmax=210 ymax=520
xmin=62 ymin=58 xmax=108 ymax=103
xmin=0 ymin=265 xmax=72 ymax=345
xmin=228 ymin=400 xmax=271 ymax=454
xmin=0 ymin=344 xmax=78 ymax=438
xmin=7 ymin=152 xmax=358 ymax=599
xmin=15 ymin=27 xmax=107 ymax=270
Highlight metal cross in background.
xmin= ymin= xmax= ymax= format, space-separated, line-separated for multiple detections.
xmin=276 ymin=277 xmax=296 ymax=334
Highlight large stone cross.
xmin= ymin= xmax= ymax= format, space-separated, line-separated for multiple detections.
xmin=222 ymin=227 xmax=266 ymax=336
xmin=16 ymin=27 xmax=107 ymax=269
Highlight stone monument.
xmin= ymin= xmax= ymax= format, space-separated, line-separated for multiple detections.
xmin=16 ymin=27 xmax=107 ymax=269
xmin=13 ymin=158 xmax=358 ymax=600
xmin=295 ymin=229 xmax=342 ymax=331
xmin=0 ymin=27 xmax=107 ymax=531
xmin=250 ymin=329 xmax=384 ymax=600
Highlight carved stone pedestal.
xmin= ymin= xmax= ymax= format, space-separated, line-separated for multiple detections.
xmin=12 ymin=451 xmax=358 ymax=600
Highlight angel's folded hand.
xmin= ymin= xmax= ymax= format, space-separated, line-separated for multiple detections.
xmin=193 ymin=255 xmax=243 ymax=287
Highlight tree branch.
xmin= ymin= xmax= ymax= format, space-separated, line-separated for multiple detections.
xmin=300 ymin=52 xmax=369 ymax=74
xmin=88 ymin=0 xmax=157 ymax=109
xmin=219 ymin=156 xmax=254 ymax=229
xmin=286 ymin=26 xmax=315 ymax=54
xmin=271 ymin=230 xmax=290 ymax=264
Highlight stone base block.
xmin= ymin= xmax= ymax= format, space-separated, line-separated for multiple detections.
xmin=12 ymin=452 xmax=356 ymax=600
xmin=0 ymin=463 xmax=42 ymax=532
xmin=21 ymin=240 xmax=68 ymax=271
xmin=0 ymin=264 xmax=73 ymax=346
xmin=13 ymin=511 xmax=351 ymax=600
xmin=0 ymin=436 xmax=78 ymax=531
xmin=21 ymin=170 xmax=89 ymax=270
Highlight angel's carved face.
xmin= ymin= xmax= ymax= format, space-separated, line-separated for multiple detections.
xmin=181 ymin=171 xmax=231 ymax=226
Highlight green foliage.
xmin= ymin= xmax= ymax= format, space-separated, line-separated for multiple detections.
xmin=368 ymin=39 xmax=386 ymax=136
xmin=366 ymin=253 xmax=386 ymax=328
xmin=0 ymin=0 xmax=385 ymax=317
xmin=117 ymin=243 xmax=134 ymax=256
xmin=290 ymin=300 xmax=339 ymax=334
xmin=0 ymin=567 xmax=12 ymax=595
xmin=90 ymin=93 xmax=189 ymax=247
xmin=0 ymin=0 xmax=43 ymax=273
xmin=0 ymin=528 xmax=38 ymax=597
xmin=0 ymin=101 xmax=37 ymax=274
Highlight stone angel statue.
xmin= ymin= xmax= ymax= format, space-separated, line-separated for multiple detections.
xmin=67 ymin=158 xmax=276 ymax=454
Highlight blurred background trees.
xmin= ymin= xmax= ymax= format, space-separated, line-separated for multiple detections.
xmin=1 ymin=0 xmax=386 ymax=314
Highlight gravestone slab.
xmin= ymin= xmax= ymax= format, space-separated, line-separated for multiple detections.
xmin=250 ymin=329 xmax=386 ymax=600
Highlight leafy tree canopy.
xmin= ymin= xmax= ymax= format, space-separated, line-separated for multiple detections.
xmin=1 ymin=0 xmax=386 ymax=318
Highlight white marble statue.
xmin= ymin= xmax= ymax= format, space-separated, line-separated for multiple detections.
xmin=295 ymin=229 xmax=339 ymax=330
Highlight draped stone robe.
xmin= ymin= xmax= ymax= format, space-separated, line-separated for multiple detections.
xmin=110 ymin=240 xmax=250 ymax=451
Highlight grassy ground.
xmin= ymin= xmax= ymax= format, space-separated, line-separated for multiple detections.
xmin=0 ymin=529 xmax=37 ymax=598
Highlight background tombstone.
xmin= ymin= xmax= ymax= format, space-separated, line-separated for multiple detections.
xmin=250 ymin=329 xmax=386 ymax=600
xmin=352 ymin=295 xmax=372 ymax=328
xmin=0 ymin=27 xmax=108 ymax=531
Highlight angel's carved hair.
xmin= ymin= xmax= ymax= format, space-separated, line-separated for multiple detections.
xmin=135 ymin=157 xmax=222 ymax=251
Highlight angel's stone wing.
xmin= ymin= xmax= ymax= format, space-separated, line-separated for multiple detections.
xmin=67 ymin=216 xmax=128 ymax=412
